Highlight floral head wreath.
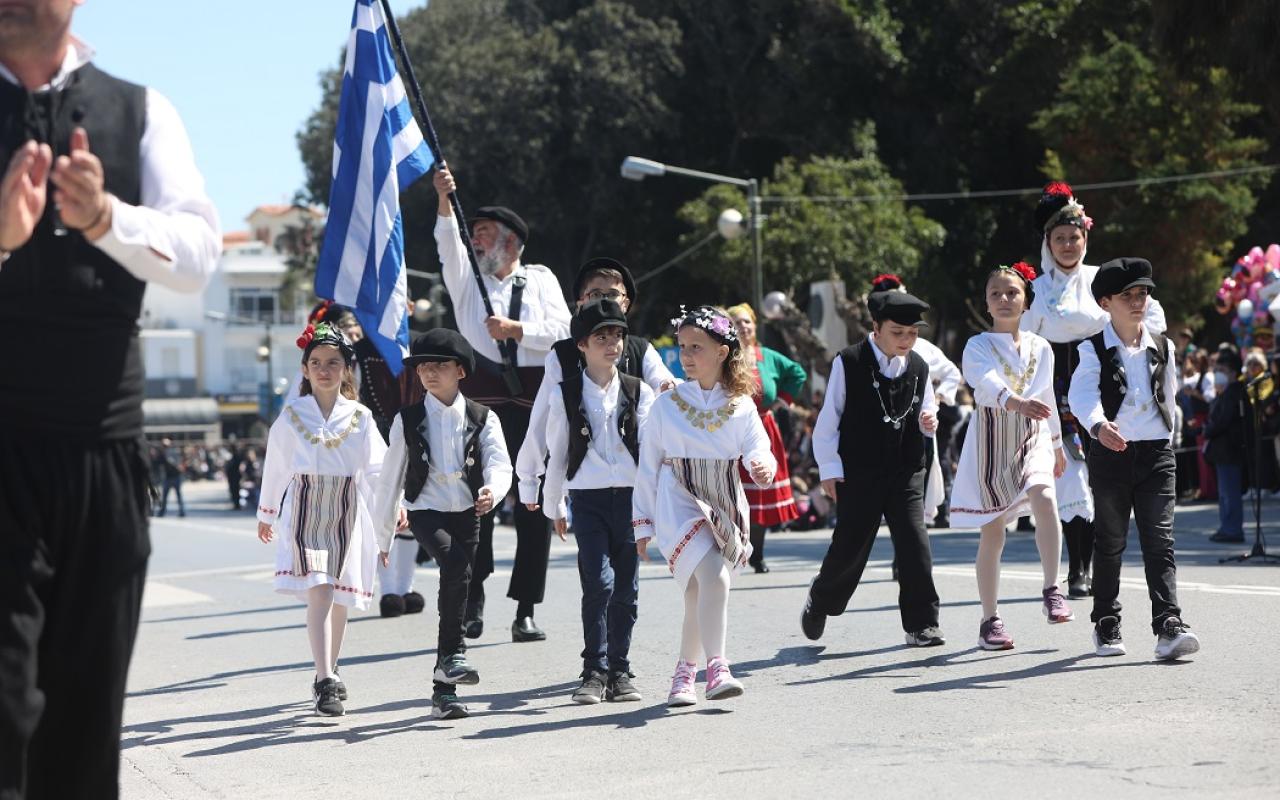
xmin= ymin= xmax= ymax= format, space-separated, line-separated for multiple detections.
xmin=1040 ymin=182 xmax=1094 ymax=233
xmin=671 ymin=305 xmax=739 ymax=347
xmin=997 ymin=261 xmax=1038 ymax=284
xmin=297 ymin=320 xmax=355 ymax=362
xmin=870 ymin=272 xmax=905 ymax=293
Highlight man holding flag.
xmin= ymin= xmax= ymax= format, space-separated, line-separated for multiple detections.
xmin=433 ymin=164 xmax=571 ymax=643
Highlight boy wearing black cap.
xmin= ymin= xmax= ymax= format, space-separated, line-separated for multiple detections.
xmin=516 ymin=258 xmax=676 ymax=513
xmin=542 ymin=299 xmax=655 ymax=703
xmin=801 ymin=291 xmax=944 ymax=646
xmin=1068 ymin=258 xmax=1199 ymax=660
xmin=372 ymin=329 xmax=513 ymax=719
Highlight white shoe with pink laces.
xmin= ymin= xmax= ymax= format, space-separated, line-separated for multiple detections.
xmin=705 ymin=656 xmax=744 ymax=700
xmin=667 ymin=660 xmax=697 ymax=707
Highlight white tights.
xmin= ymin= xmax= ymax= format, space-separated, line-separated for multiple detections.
xmin=306 ymin=584 xmax=349 ymax=680
xmin=679 ymin=549 xmax=732 ymax=664
xmin=976 ymin=484 xmax=1062 ymax=619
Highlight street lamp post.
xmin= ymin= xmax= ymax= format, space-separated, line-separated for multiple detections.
xmin=621 ymin=156 xmax=763 ymax=312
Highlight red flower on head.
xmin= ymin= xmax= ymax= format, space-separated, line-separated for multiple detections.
xmin=1043 ymin=181 xmax=1073 ymax=198
xmin=871 ymin=272 xmax=903 ymax=290
xmin=295 ymin=324 xmax=317 ymax=350
xmin=1010 ymin=261 xmax=1037 ymax=282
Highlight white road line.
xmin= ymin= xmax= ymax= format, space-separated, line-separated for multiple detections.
xmin=141 ymin=582 xmax=214 ymax=609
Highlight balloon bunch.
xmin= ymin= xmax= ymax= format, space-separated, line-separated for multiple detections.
xmin=1216 ymin=244 xmax=1280 ymax=351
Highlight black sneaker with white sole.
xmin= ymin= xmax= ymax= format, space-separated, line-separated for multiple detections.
xmin=433 ymin=653 xmax=480 ymax=685
xmin=904 ymin=626 xmax=946 ymax=647
xmin=1154 ymin=616 xmax=1200 ymax=660
xmin=1092 ymin=615 xmax=1125 ymax=656
xmin=313 ymin=677 xmax=344 ymax=716
xmin=431 ymin=692 xmax=470 ymax=720
xmin=607 ymin=670 xmax=642 ymax=702
xmin=572 ymin=670 xmax=607 ymax=704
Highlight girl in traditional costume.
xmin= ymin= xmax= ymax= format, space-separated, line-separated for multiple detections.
xmin=256 ymin=321 xmax=387 ymax=716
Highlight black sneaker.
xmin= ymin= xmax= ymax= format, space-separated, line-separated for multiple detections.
xmin=313 ymin=677 xmax=344 ymax=716
xmin=1067 ymin=574 xmax=1090 ymax=599
xmin=1154 ymin=616 xmax=1200 ymax=660
xmin=571 ymin=670 xmax=607 ymax=704
xmin=1093 ymin=615 xmax=1125 ymax=656
xmin=433 ymin=653 xmax=480 ymax=685
xmin=801 ymin=591 xmax=826 ymax=641
xmin=330 ymin=669 xmax=347 ymax=701
xmin=431 ymin=692 xmax=470 ymax=720
xmin=904 ymin=626 xmax=946 ymax=647
xmin=607 ymin=671 xmax=642 ymax=702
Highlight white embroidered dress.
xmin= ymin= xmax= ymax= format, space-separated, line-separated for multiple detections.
xmin=632 ymin=382 xmax=775 ymax=589
xmin=950 ymin=331 xmax=1062 ymax=528
xmin=256 ymin=395 xmax=386 ymax=610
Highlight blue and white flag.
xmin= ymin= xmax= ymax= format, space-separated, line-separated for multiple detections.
xmin=315 ymin=0 xmax=434 ymax=375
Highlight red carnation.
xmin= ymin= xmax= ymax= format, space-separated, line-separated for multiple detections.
xmin=1010 ymin=261 xmax=1037 ymax=282
xmin=296 ymin=335 xmax=309 ymax=349
xmin=871 ymin=272 xmax=903 ymax=290
xmin=1043 ymin=181 xmax=1073 ymax=198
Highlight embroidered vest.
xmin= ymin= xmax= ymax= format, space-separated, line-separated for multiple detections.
xmin=561 ymin=372 xmax=641 ymax=480
xmin=400 ymin=398 xmax=491 ymax=502
xmin=1087 ymin=332 xmax=1172 ymax=431
xmin=0 ymin=64 xmax=146 ymax=439
xmin=552 ymin=335 xmax=649 ymax=382
xmin=836 ymin=339 xmax=929 ymax=478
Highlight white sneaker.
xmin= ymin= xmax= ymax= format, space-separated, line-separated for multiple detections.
xmin=1154 ymin=617 xmax=1200 ymax=660
xmin=1092 ymin=616 xmax=1126 ymax=656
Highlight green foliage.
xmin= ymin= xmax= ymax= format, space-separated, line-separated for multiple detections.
xmin=1033 ymin=36 xmax=1269 ymax=324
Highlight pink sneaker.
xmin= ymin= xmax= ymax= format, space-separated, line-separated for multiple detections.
xmin=667 ymin=660 xmax=697 ymax=707
xmin=704 ymin=656 xmax=744 ymax=700
xmin=1042 ymin=586 xmax=1074 ymax=624
xmin=978 ymin=615 xmax=1014 ymax=650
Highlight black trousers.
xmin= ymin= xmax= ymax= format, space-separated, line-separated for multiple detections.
xmin=810 ymin=467 xmax=940 ymax=632
xmin=1087 ymin=440 xmax=1182 ymax=634
xmin=407 ymin=509 xmax=480 ymax=693
xmin=469 ymin=401 xmax=552 ymax=614
xmin=935 ymin=404 xmax=960 ymax=517
xmin=0 ymin=437 xmax=151 ymax=800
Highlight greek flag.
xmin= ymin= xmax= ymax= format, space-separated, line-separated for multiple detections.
xmin=315 ymin=0 xmax=434 ymax=375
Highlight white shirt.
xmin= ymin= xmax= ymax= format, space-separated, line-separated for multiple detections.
xmin=372 ymin=391 xmax=512 ymax=553
xmin=434 ymin=214 xmax=571 ymax=365
xmin=0 ymin=37 xmax=221 ymax=292
xmin=813 ymin=335 xmax=938 ymax=482
xmin=913 ymin=336 xmax=961 ymax=406
xmin=542 ymin=372 xmax=655 ymax=519
xmin=962 ymin=331 xmax=1062 ymax=442
xmin=1069 ymin=322 xmax=1178 ymax=443
xmin=1022 ymin=245 xmax=1167 ymax=342
xmin=515 ymin=341 xmax=674 ymax=503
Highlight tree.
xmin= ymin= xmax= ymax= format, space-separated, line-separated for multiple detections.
xmin=1032 ymin=35 xmax=1269 ymax=324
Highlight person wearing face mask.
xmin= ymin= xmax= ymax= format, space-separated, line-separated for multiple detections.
xmin=431 ymin=164 xmax=571 ymax=643
xmin=1020 ymin=183 xmax=1167 ymax=600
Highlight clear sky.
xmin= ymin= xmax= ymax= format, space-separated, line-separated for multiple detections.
xmin=75 ymin=0 xmax=425 ymax=234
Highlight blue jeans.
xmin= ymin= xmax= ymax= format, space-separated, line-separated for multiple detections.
xmin=1214 ymin=462 xmax=1244 ymax=537
xmin=569 ymin=487 xmax=638 ymax=675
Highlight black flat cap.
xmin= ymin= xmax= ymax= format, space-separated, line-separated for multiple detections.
xmin=868 ymin=290 xmax=930 ymax=327
xmin=572 ymin=257 xmax=638 ymax=306
xmin=471 ymin=206 xmax=528 ymax=245
xmin=570 ymin=298 xmax=629 ymax=341
xmin=1091 ymin=257 xmax=1155 ymax=301
xmin=403 ymin=328 xmax=475 ymax=374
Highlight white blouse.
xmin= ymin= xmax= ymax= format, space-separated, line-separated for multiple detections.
xmin=1022 ymin=244 xmax=1167 ymax=342
xmin=963 ymin=331 xmax=1062 ymax=444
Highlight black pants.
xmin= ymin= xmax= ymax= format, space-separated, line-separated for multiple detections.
xmin=0 ymin=438 xmax=151 ymax=800
xmin=1087 ymin=440 xmax=1182 ymax=634
xmin=407 ymin=509 xmax=480 ymax=693
xmin=810 ymin=467 xmax=940 ymax=632
xmin=570 ymin=488 xmax=638 ymax=674
xmin=935 ymin=404 xmax=960 ymax=518
xmin=469 ymin=401 xmax=551 ymax=616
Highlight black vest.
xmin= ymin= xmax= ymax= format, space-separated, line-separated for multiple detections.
xmin=552 ymin=334 xmax=649 ymax=382
xmin=836 ymin=339 xmax=929 ymax=479
xmin=400 ymin=397 xmax=491 ymax=502
xmin=1088 ymin=331 xmax=1173 ymax=431
xmin=0 ymin=64 xmax=146 ymax=440
xmin=561 ymin=372 xmax=641 ymax=480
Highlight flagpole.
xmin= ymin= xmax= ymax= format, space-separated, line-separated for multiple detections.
xmin=376 ymin=0 xmax=523 ymax=396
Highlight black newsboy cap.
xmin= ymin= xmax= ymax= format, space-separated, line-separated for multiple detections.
xmin=1091 ymin=257 xmax=1155 ymax=301
xmin=571 ymin=298 xmax=629 ymax=341
xmin=471 ymin=206 xmax=528 ymax=245
xmin=868 ymin=290 xmax=930 ymax=327
xmin=403 ymin=328 xmax=475 ymax=374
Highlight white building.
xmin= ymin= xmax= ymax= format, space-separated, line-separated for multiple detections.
xmin=139 ymin=204 xmax=323 ymax=441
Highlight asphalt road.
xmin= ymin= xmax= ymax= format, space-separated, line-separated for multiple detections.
xmin=120 ymin=482 xmax=1280 ymax=799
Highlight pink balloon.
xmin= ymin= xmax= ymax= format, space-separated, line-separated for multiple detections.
xmin=1249 ymin=246 xmax=1265 ymax=263
xmin=1268 ymin=244 xmax=1280 ymax=269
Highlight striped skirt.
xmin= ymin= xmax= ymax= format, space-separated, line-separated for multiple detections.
xmin=949 ymin=405 xmax=1052 ymax=529
xmin=739 ymin=410 xmax=799 ymax=527
xmin=667 ymin=457 xmax=752 ymax=571
xmin=289 ymin=473 xmax=357 ymax=580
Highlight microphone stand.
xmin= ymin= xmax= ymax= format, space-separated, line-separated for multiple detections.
xmin=1220 ymin=373 xmax=1280 ymax=564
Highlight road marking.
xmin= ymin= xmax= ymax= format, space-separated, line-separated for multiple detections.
xmin=142 ymin=582 xmax=214 ymax=609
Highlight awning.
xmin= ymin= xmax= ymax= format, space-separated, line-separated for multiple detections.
xmin=142 ymin=397 xmax=221 ymax=435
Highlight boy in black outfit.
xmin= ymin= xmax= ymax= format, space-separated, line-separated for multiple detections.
xmin=373 ymin=330 xmax=513 ymax=719
xmin=1068 ymin=257 xmax=1200 ymax=660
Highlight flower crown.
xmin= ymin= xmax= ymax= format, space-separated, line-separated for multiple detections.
xmin=997 ymin=261 xmax=1038 ymax=283
xmin=296 ymin=320 xmax=349 ymax=353
xmin=671 ymin=305 xmax=739 ymax=345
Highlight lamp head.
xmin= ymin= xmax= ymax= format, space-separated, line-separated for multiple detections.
xmin=620 ymin=156 xmax=666 ymax=181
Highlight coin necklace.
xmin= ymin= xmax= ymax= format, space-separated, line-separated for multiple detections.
xmin=870 ymin=373 xmax=918 ymax=430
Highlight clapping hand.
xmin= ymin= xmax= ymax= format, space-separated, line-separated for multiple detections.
xmin=0 ymin=140 xmax=52 ymax=251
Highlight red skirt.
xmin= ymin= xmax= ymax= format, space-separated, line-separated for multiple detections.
xmin=739 ymin=409 xmax=798 ymax=527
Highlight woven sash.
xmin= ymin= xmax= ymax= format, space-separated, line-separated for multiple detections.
xmin=667 ymin=457 xmax=750 ymax=568
xmin=289 ymin=474 xmax=357 ymax=578
xmin=975 ymin=407 xmax=1037 ymax=512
